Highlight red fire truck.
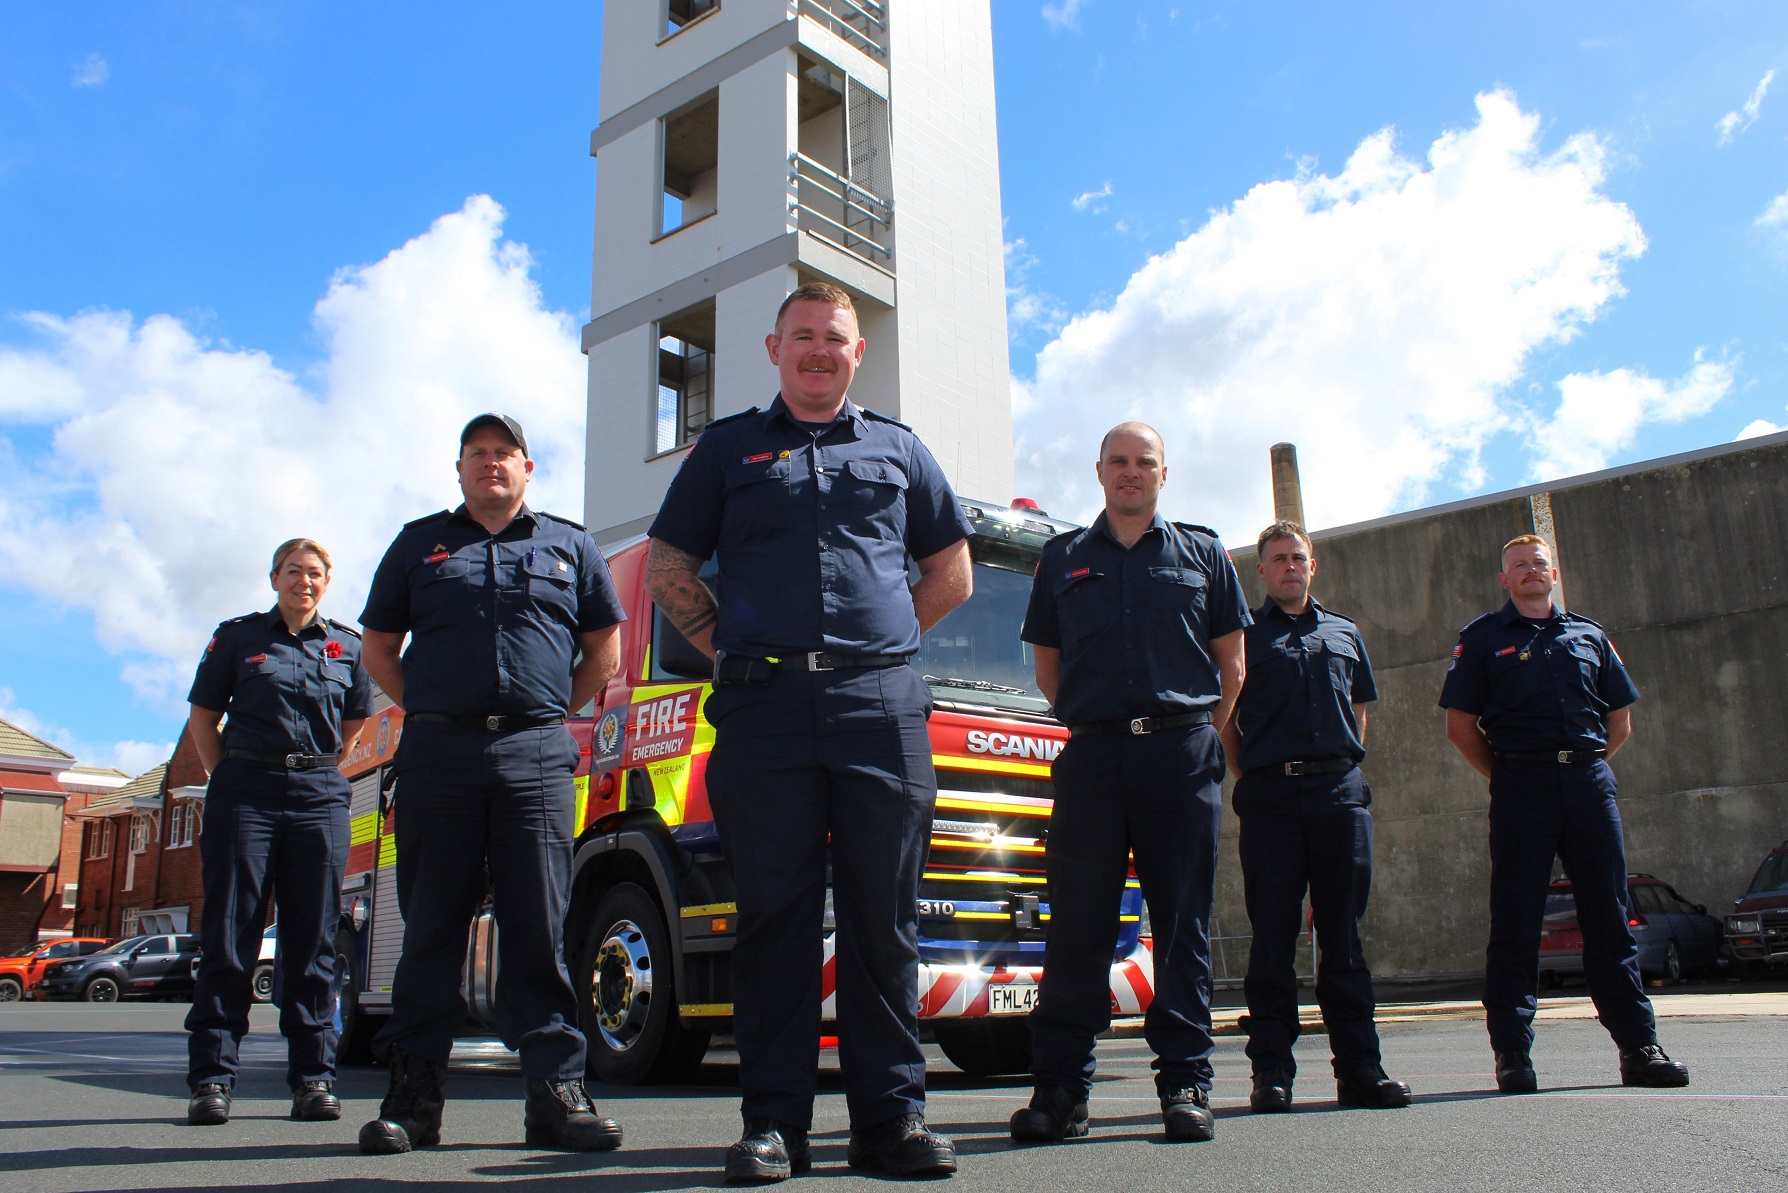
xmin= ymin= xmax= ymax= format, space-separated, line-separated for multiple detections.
xmin=334 ymin=500 xmax=1156 ymax=1081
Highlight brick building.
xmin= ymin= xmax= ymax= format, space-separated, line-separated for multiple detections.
xmin=38 ymin=765 xmax=130 ymax=938
xmin=0 ymin=719 xmax=77 ymax=952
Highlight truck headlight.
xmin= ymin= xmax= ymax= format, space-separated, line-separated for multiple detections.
xmin=1727 ymin=916 xmax=1760 ymax=934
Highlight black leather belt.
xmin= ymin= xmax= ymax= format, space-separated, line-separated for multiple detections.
xmin=1070 ymin=711 xmax=1213 ymax=736
xmin=407 ymin=713 xmax=565 ymax=731
xmin=1250 ymin=756 xmax=1358 ymax=778
xmin=713 ymin=649 xmax=907 ymax=688
xmin=1497 ymin=749 xmax=1607 ymax=765
xmin=226 ymin=749 xmax=340 ymax=770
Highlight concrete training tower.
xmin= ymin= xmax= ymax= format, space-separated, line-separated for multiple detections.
xmin=581 ymin=0 xmax=1015 ymax=543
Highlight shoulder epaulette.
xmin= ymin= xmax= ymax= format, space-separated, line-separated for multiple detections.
xmin=216 ymin=612 xmax=258 ymax=628
xmin=1457 ymin=611 xmax=1498 ymax=636
xmin=538 ymin=511 xmax=588 ymax=531
xmin=1171 ymin=521 xmax=1221 ymax=541
xmin=325 ymin=618 xmax=362 ymax=638
xmin=1562 ymin=609 xmax=1604 ymax=629
xmin=403 ymin=509 xmax=453 ymax=528
xmin=702 ymin=406 xmax=759 ymax=430
xmin=860 ymin=407 xmax=912 ymax=430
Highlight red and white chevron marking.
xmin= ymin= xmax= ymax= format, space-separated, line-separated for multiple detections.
xmin=816 ymin=937 xmax=1156 ymax=1020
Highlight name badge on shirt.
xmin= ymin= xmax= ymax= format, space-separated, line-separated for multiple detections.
xmin=245 ymin=654 xmax=268 ymax=664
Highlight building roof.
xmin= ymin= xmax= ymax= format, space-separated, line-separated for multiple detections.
xmin=0 ymin=718 xmax=76 ymax=764
xmin=60 ymin=765 xmax=132 ymax=795
xmin=76 ymin=763 xmax=169 ymax=816
xmin=0 ymin=769 xmax=67 ymax=796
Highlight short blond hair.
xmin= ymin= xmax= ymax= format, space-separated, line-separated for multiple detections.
xmin=270 ymin=538 xmax=332 ymax=577
xmin=774 ymin=282 xmax=857 ymax=333
xmin=1501 ymin=534 xmax=1550 ymax=564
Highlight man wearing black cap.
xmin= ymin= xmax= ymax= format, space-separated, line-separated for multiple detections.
xmin=355 ymin=414 xmax=628 ymax=1154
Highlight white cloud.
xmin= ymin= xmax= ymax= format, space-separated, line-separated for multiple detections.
xmin=0 ymin=688 xmax=172 ymax=776
xmin=71 ymin=53 xmax=109 ymax=88
xmin=1042 ymin=0 xmax=1092 ymax=31
xmin=0 ymin=196 xmax=586 ymax=716
xmin=1071 ymin=181 xmax=1114 ymax=213
xmin=1004 ymin=237 xmax=1068 ymax=339
xmin=1716 ymin=69 xmax=1774 ymax=144
xmin=1758 ymin=190 xmax=1788 ymax=228
xmin=1527 ymin=355 xmax=1734 ymax=480
xmin=1737 ymin=418 xmax=1783 ymax=440
xmin=1014 ymin=90 xmax=1649 ymax=540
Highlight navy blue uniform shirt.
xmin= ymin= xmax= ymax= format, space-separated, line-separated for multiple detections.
xmin=648 ymin=395 xmax=973 ymax=657
xmin=188 ymin=609 xmax=375 ymax=755
xmin=1234 ymin=599 xmax=1376 ymax=773
xmin=1438 ymin=600 xmax=1639 ymax=752
xmin=360 ymin=504 xmax=626 ymax=719
xmin=1022 ymin=511 xmax=1251 ymax=726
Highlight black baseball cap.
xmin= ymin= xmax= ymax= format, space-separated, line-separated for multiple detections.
xmin=460 ymin=413 xmax=528 ymax=457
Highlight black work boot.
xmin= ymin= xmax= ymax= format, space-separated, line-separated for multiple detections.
xmin=291 ymin=1078 xmax=342 ymax=1121
xmin=724 ymin=1118 xmax=810 ymax=1184
xmin=187 ymin=1082 xmax=232 ymax=1126
xmin=1008 ymin=1086 xmax=1090 ymax=1143
xmin=1249 ymin=1069 xmax=1293 ymax=1113
xmin=1619 ymin=1044 xmax=1689 ymax=1088
xmin=1494 ymin=1049 xmax=1537 ymax=1094
xmin=847 ymin=1112 xmax=957 ymax=1177
xmin=1160 ymin=1087 xmax=1215 ymax=1142
xmin=358 ymin=1048 xmax=447 ymax=1154
xmin=523 ymin=1077 xmax=623 ymax=1151
xmin=1336 ymin=1065 xmax=1412 ymax=1108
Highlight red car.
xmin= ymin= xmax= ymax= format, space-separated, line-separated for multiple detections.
xmin=1725 ymin=840 xmax=1788 ymax=975
xmin=0 ymin=937 xmax=113 ymax=1002
xmin=1539 ymin=874 xmax=1722 ymax=984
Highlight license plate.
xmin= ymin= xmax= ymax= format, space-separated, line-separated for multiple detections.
xmin=986 ymin=984 xmax=1039 ymax=1015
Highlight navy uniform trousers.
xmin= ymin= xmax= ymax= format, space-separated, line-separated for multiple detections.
xmin=1029 ymin=724 xmax=1225 ymax=1099
xmin=1234 ymin=767 xmax=1380 ymax=1077
xmin=1485 ymin=757 xmax=1656 ymax=1052
xmin=187 ymin=759 xmax=350 ymax=1091
xmin=372 ymin=722 xmax=587 ymax=1079
xmin=703 ymin=664 xmax=936 ymax=1131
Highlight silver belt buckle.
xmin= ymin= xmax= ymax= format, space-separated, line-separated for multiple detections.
xmin=1129 ymin=718 xmax=1147 ymax=735
xmin=285 ymin=753 xmax=303 ymax=768
xmin=1557 ymin=750 xmax=1572 ymax=763
xmin=486 ymin=716 xmax=504 ymax=731
xmin=807 ymin=651 xmax=834 ymax=672
xmin=1283 ymin=761 xmax=1298 ymax=776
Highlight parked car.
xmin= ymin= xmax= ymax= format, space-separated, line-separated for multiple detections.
xmin=253 ymin=923 xmax=277 ymax=1003
xmin=1725 ymin=839 xmax=1788 ymax=974
xmin=1539 ymin=874 xmax=1722 ymax=984
xmin=36 ymin=934 xmax=203 ymax=1002
xmin=0 ymin=938 xmax=112 ymax=1002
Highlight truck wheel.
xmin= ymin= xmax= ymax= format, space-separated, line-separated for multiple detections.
xmin=576 ymin=882 xmax=709 ymax=1085
xmin=251 ymin=963 xmax=275 ymax=1003
xmin=84 ymin=976 xmax=121 ymax=1003
xmin=334 ymin=931 xmax=378 ymax=1066
xmin=932 ymin=1018 xmax=1032 ymax=1076
xmin=0 ymin=977 xmax=22 ymax=1002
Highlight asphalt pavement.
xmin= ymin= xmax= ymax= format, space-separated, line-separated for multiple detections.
xmin=3 ymin=993 xmax=1786 ymax=1193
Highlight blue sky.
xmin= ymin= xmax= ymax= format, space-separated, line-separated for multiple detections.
xmin=1 ymin=1 xmax=1784 ymax=769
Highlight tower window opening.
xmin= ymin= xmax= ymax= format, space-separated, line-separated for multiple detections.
xmin=660 ymin=92 xmax=719 ymax=237
xmin=665 ymin=0 xmax=720 ymax=39
xmin=655 ymin=300 xmax=716 ymax=455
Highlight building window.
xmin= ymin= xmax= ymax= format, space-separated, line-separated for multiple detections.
xmin=167 ymin=802 xmax=197 ymax=849
xmin=86 ymin=819 xmax=114 ymax=860
xmin=128 ymin=814 xmax=152 ymax=855
xmin=659 ymin=91 xmax=718 ymax=237
xmin=62 ymin=884 xmax=78 ymax=910
xmin=664 ymin=0 xmax=719 ymax=39
xmin=120 ymin=908 xmax=140 ymax=937
xmin=655 ymin=299 xmax=716 ymax=455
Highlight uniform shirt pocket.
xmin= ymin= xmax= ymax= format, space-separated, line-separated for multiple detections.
xmin=1052 ymin=569 xmax=1110 ymax=650
xmin=524 ymin=552 xmax=578 ymax=619
xmin=721 ymin=457 xmax=792 ymax=538
xmin=413 ymin=556 xmax=474 ymax=623
xmin=839 ymin=458 xmax=908 ymax=524
xmin=1148 ymin=566 xmax=1208 ymax=622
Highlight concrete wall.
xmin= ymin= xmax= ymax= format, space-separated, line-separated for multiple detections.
xmin=1219 ymin=433 xmax=1788 ymax=979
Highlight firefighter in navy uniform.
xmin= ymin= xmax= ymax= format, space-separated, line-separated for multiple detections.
xmin=646 ymin=282 xmax=973 ymax=1184
xmin=185 ymin=538 xmax=374 ymax=1127
xmin=355 ymin=414 xmax=628 ymax=1154
xmin=1218 ymin=522 xmax=1411 ymax=1114
xmin=1009 ymin=422 xmax=1248 ymax=1146
xmin=1440 ymin=533 xmax=1689 ymax=1093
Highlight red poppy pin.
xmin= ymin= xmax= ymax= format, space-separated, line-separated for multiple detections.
xmin=325 ymin=641 xmax=344 ymax=659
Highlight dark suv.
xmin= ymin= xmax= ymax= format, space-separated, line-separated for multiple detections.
xmin=1725 ymin=840 xmax=1788 ymax=974
xmin=36 ymin=934 xmax=202 ymax=1002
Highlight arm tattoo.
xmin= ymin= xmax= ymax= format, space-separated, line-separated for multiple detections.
xmin=646 ymin=540 xmax=719 ymax=638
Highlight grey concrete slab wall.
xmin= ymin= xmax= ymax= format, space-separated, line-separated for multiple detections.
xmin=1214 ymin=434 xmax=1788 ymax=980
